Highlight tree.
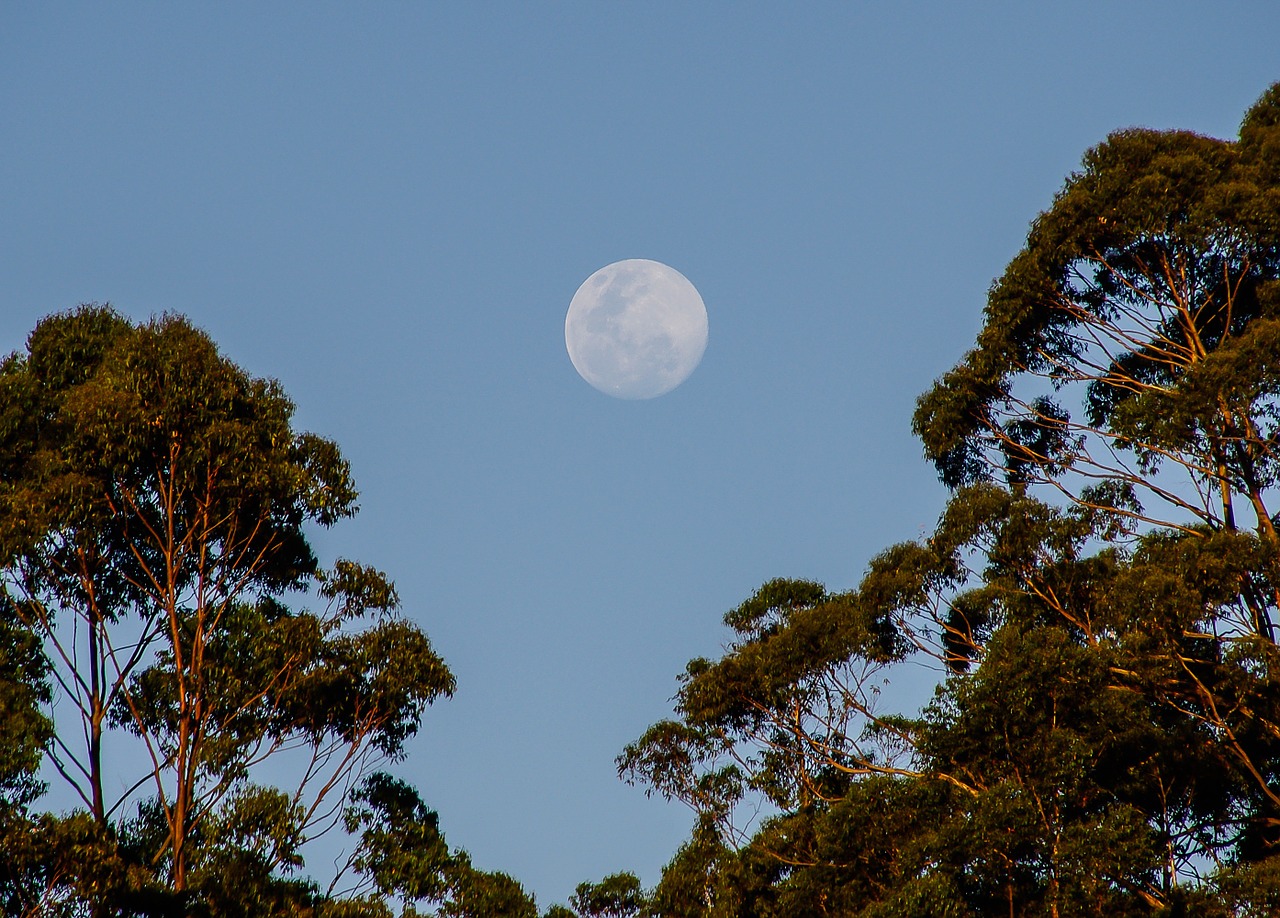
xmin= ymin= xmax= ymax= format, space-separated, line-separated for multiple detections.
xmin=0 ymin=586 xmax=58 ymax=914
xmin=913 ymin=84 xmax=1280 ymax=579
xmin=337 ymin=770 xmax=540 ymax=918
xmin=0 ymin=307 xmax=461 ymax=913
xmin=619 ymin=84 xmax=1280 ymax=916
xmin=911 ymin=78 xmax=1280 ymax=854
xmin=569 ymin=873 xmax=645 ymax=917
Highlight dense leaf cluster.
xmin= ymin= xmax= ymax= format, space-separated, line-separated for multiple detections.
xmin=0 ymin=310 xmax=546 ymax=916
xmin=593 ymin=84 xmax=1280 ymax=917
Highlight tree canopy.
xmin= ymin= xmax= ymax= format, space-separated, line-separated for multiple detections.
xmin=601 ymin=83 xmax=1280 ymax=917
xmin=0 ymin=308 xmax=546 ymax=916
xmin=7 ymin=81 xmax=1280 ymax=918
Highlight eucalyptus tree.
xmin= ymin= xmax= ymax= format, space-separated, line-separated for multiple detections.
xmin=911 ymin=79 xmax=1280 ymax=852
xmin=0 ymin=588 xmax=56 ymax=914
xmin=0 ymin=307 xmax=456 ymax=911
xmin=616 ymin=84 xmax=1280 ymax=917
xmin=335 ymin=771 xmax=541 ymax=918
xmin=914 ymin=84 xmax=1280 ymax=567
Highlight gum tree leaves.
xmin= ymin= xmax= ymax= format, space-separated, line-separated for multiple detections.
xmin=617 ymin=85 xmax=1280 ymax=917
xmin=0 ymin=307 xmax=457 ymax=912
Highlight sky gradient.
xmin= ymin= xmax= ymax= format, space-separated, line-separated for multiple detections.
xmin=4 ymin=3 xmax=1279 ymax=907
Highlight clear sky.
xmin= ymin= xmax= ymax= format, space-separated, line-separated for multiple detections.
xmin=3 ymin=2 xmax=1279 ymax=908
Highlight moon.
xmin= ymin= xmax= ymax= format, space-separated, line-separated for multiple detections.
xmin=565 ymin=259 xmax=709 ymax=399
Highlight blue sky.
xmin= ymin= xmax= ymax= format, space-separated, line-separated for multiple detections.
xmin=3 ymin=2 xmax=1279 ymax=907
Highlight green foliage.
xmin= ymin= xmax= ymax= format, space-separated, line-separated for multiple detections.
xmin=345 ymin=773 xmax=452 ymax=903
xmin=438 ymin=860 xmax=539 ymax=918
xmin=620 ymin=83 xmax=1280 ymax=916
xmin=570 ymin=873 xmax=645 ymax=917
xmin=0 ymin=593 xmax=51 ymax=810
xmin=340 ymin=772 xmax=542 ymax=918
xmin=0 ymin=307 xmax=473 ymax=915
xmin=913 ymin=82 xmax=1280 ymax=539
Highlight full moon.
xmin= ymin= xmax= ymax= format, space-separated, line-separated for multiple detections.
xmin=565 ymin=259 xmax=709 ymax=399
